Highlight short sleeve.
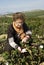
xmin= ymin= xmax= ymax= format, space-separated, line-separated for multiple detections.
xmin=23 ymin=23 xmax=32 ymax=35
xmin=7 ymin=26 xmax=14 ymax=38
xmin=7 ymin=25 xmax=18 ymax=49
xmin=23 ymin=23 xmax=29 ymax=32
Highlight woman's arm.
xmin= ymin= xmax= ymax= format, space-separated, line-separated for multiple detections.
xmin=23 ymin=23 xmax=32 ymax=36
xmin=7 ymin=25 xmax=22 ymax=52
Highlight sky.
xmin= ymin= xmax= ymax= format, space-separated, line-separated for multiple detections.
xmin=0 ymin=0 xmax=44 ymax=14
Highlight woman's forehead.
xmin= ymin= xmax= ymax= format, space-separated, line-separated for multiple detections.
xmin=15 ymin=19 xmax=23 ymax=23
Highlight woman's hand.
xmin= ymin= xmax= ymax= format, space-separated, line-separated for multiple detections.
xmin=18 ymin=47 xmax=22 ymax=52
xmin=22 ymin=35 xmax=30 ymax=43
xmin=18 ymin=47 xmax=27 ymax=53
xmin=21 ymin=48 xmax=27 ymax=53
xmin=26 ymin=35 xmax=30 ymax=39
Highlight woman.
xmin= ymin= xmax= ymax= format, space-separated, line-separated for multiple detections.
xmin=4 ymin=12 xmax=32 ymax=53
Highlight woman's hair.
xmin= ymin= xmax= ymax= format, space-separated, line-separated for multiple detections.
xmin=13 ymin=12 xmax=25 ymax=22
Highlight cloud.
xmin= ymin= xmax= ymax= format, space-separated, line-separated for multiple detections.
xmin=0 ymin=0 xmax=44 ymax=14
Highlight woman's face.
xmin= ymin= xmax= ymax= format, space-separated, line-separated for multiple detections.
xmin=14 ymin=19 xmax=24 ymax=28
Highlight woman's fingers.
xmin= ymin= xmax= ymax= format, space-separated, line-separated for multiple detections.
xmin=21 ymin=48 xmax=27 ymax=53
xmin=18 ymin=47 xmax=22 ymax=52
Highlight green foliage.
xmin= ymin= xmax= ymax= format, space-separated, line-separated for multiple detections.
xmin=0 ymin=42 xmax=44 ymax=65
xmin=0 ymin=11 xmax=44 ymax=65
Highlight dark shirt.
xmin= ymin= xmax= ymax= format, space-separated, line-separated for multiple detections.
xmin=7 ymin=23 xmax=30 ymax=46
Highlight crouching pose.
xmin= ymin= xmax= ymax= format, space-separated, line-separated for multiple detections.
xmin=4 ymin=12 xmax=32 ymax=53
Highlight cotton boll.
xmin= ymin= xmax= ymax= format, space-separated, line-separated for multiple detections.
xmin=5 ymin=62 xmax=9 ymax=65
xmin=39 ymin=45 xmax=43 ymax=49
